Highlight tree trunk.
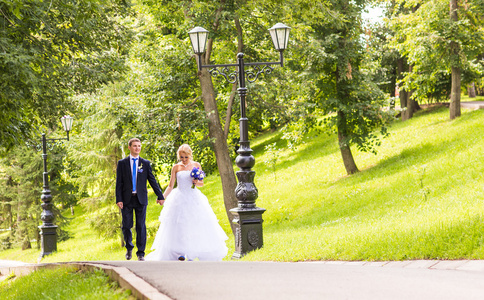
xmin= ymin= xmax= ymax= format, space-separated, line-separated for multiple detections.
xmin=36 ymin=228 xmax=40 ymax=249
xmin=468 ymin=82 xmax=476 ymax=98
xmin=414 ymin=100 xmax=421 ymax=111
xmin=337 ymin=111 xmax=358 ymax=175
xmin=450 ymin=0 xmax=461 ymax=120
xmin=450 ymin=66 xmax=461 ymax=119
xmin=397 ymin=57 xmax=408 ymax=120
xmin=199 ymin=68 xmax=238 ymax=234
xmin=402 ymin=64 xmax=415 ymax=120
xmin=403 ymin=90 xmax=414 ymax=120
xmin=21 ymin=237 xmax=31 ymax=250
xmin=401 ymin=6 xmax=420 ymax=121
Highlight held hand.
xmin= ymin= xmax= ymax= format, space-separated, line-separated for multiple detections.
xmin=156 ymin=199 xmax=165 ymax=206
xmin=116 ymin=202 xmax=123 ymax=209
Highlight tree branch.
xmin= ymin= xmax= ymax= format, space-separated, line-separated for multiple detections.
xmin=205 ymin=0 xmax=225 ymax=65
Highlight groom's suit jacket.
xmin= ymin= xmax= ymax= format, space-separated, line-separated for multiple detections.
xmin=115 ymin=156 xmax=164 ymax=206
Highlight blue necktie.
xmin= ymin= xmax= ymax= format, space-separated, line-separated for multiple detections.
xmin=132 ymin=158 xmax=138 ymax=192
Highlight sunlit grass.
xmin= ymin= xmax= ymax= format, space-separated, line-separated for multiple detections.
xmin=461 ymin=94 xmax=484 ymax=102
xmin=240 ymin=106 xmax=484 ymax=261
xmin=0 ymin=265 xmax=132 ymax=299
xmin=1 ymin=106 xmax=484 ymax=263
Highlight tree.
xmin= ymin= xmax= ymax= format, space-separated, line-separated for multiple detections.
xmin=390 ymin=0 xmax=484 ymax=120
xmin=449 ymin=0 xmax=461 ymax=119
xmin=138 ymin=0 xmax=313 ymax=231
xmin=0 ymin=143 xmax=73 ymax=249
xmin=0 ymin=0 xmax=131 ymax=151
xmin=301 ymin=0 xmax=392 ymax=174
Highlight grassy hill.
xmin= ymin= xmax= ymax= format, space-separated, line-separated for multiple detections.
xmin=2 ymin=104 xmax=484 ymax=263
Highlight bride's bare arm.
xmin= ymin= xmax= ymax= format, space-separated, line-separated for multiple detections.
xmin=162 ymin=165 xmax=178 ymax=199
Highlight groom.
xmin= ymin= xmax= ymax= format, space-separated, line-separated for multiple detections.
xmin=116 ymin=138 xmax=165 ymax=261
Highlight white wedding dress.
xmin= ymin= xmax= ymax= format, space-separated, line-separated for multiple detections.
xmin=146 ymin=170 xmax=228 ymax=261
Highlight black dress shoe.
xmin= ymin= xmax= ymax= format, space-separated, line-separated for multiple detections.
xmin=126 ymin=250 xmax=132 ymax=260
xmin=138 ymin=256 xmax=145 ymax=261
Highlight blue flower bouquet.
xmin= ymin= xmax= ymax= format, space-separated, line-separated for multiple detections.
xmin=190 ymin=167 xmax=205 ymax=189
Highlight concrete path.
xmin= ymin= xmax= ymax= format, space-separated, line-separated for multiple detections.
xmin=0 ymin=260 xmax=27 ymax=267
xmin=100 ymin=260 xmax=484 ymax=300
xmin=461 ymin=101 xmax=484 ymax=109
xmin=4 ymin=260 xmax=480 ymax=300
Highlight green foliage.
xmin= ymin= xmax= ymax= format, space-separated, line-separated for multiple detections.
xmin=0 ymin=143 xmax=73 ymax=249
xmin=281 ymin=120 xmax=307 ymax=152
xmin=362 ymin=19 xmax=400 ymax=98
xmin=87 ymin=206 xmax=123 ymax=240
xmin=124 ymin=29 xmax=214 ymax=173
xmin=298 ymin=0 xmax=393 ymax=158
xmin=65 ymin=84 xmax=134 ymax=238
xmin=390 ymin=0 xmax=484 ymax=103
xmin=67 ymin=89 xmax=126 ymax=206
xmin=262 ymin=142 xmax=281 ymax=182
xmin=0 ymin=266 xmax=131 ymax=299
xmin=0 ymin=0 xmax=132 ymax=151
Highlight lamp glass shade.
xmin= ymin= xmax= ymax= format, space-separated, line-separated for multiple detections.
xmin=268 ymin=23 xmax=291 ymax=51
xmin=188 ymin=27 xmax=209 ymax=54
xmin=61 ymin=115 xmax=73 ymax=132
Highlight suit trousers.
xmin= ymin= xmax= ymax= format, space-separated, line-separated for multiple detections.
xmin=121 ymin=194 xmax=147 ymax=257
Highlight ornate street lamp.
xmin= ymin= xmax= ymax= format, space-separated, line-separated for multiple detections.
xmin=39 ymin=115 xmax=73 ymax=259
xmin=189 ymin=23 xmax=290 ymax=259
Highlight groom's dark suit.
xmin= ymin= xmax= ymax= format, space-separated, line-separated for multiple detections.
xmin=116 ymin=156 xmax=164 ymax=258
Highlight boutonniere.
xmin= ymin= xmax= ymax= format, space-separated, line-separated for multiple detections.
xmin=138 ymin=164 xmax=144 ymax=173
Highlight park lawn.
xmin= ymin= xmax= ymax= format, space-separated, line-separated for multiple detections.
xmin=461 ymin=94 xmax=484 ymax=102
xmin=1 ymin=105 xmax=484 ymax=263
xmin=240 ymin=106 xmax=484 ymax=261
xmin=0 ymin=265 xmax=132 ymax=299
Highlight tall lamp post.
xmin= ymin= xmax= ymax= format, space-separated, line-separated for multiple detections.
xmin=188 ymin=23 xmax=290 ymax=259
xmin=39 ymin=115 xmax=74 ymax=258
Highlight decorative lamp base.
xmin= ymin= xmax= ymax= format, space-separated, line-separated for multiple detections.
xmin=39 ymin=225 xmax=58 ymax=258
xmin=230 ymin=207 xmax=266 ymax=259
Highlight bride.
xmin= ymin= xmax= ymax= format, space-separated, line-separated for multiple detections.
xmin=146 ymin=144 xmax=228 ymax=261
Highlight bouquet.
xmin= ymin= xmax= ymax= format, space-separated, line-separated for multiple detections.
xmin=190 ymin=167 xmax=205 ymax=189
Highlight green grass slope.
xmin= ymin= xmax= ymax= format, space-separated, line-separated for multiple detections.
xmin=238 ymin=106 xmax=484 ymax=261
xmin=1 ymin=106 xmax=483 ymax=263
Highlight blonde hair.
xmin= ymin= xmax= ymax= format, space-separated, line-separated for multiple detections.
xmin=177 ymin=144 xmax=193 ymax=160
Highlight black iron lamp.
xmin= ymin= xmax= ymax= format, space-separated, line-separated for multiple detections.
xmin=39 ymin=115 xmax=73 ymax=259
xmin=188 ymin=23 xmax=290 ymax=259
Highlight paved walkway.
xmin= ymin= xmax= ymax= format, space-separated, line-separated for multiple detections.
xmin=2 ymin=260 xmax=484 ymax=300
xmin=461 ymin=101 xmax=484 ymax=109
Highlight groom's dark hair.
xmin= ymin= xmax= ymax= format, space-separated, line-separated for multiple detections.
xmin=128 ymin=138 xmax=141 ymax=146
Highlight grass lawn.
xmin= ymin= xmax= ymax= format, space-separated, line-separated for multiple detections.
xmin=1 ymin=106 xmax=483 ymax=263
xmin=461 ymin=94 xmax=484 ymax=102
xmin=0 ymin=265 xmax=132 ymax=299
xmin=242 ymin=106 xmax=484 ymax=261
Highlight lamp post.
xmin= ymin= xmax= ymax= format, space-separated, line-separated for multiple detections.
xmin=39 ymin=115 xmax=73 ymax=259
xmin=188 ymin=23 xmax=290 ymax=259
